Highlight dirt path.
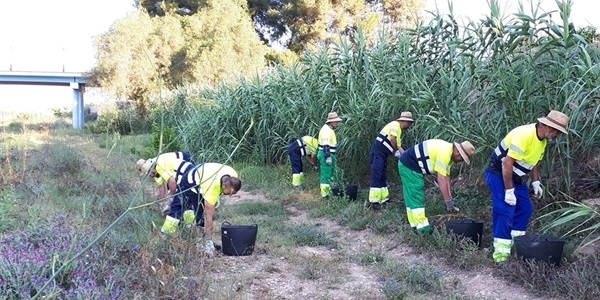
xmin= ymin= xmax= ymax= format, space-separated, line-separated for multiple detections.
xmin=213 ymin=190 xmax=556 ymax=300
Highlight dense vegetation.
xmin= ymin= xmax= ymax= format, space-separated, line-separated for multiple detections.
xmin=1 ymin=0 xmax=599 ymax=299
xmin=92 ymin=0 xmax=425 ymax=111
xmin=166 ymin=0 xmax=599 ymax=196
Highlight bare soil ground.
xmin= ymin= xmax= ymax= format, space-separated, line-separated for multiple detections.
xmin=211 ymin=190 xmax=556 ymax=300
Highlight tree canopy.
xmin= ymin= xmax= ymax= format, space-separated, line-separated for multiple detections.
xmin=138 ymin=0 xmax=424 ymax=53
xmin=93 ymin=0 xmax=424 ymax=106
xmin=93 ymin=0 xmax=267 ymax=106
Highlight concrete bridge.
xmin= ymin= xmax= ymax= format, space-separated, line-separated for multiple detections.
xmin=0 ymin=71 xmax=88 ymax=128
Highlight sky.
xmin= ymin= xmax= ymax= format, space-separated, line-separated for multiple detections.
xmin=0 ymin=0 xmax=599 ymax=73
xmin=424 ymin=0 xmax=600 ymax=28
xmin=0 ymin=0 xmax=135 ymax=73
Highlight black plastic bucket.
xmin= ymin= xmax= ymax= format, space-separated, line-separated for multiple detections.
xmin=445 ymin=219 xmax=484 ymax=247
xmin=514 ymin=234 xmax=565 ymax=266
xmin=331 ymin=184 xmax=358 ymax=200
xmin=221 ymin=222 xmax=258 ymax=256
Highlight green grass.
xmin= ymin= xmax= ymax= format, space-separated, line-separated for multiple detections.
xmin=287 ymin=224 xmax=337 ymax=248
xmin=228 ymin=202 xmax=287 ymax=217
xmin=0 ymin=188 xmax=20 ymax=234
xmin=379 ymin=261 xmax=445 ymax=298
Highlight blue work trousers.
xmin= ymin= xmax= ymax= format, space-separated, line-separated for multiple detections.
xmin=168 ymin=192 xmax=205 ymax=227
xmin=288 ymin=142 xmax=304 ymax=174
xmin=486 ymin=170 xmax=534 ymax=240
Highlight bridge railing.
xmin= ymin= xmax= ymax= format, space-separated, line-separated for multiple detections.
xmin=0 ymin=45 xmax=89 ymax=73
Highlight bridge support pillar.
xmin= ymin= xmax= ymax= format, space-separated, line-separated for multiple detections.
xmin=70 ymin=82 xmax=84 ymax=129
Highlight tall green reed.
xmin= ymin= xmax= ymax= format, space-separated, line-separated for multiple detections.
xmin=171 ymin=0 xmax=599 ymax=197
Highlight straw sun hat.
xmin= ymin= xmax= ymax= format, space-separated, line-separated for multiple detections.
xmin=454 ymin=141 xmax=476 ymax=165
xmin=326 ymin=112 xmax=343 ymax=123
xmin=136 ymin=158 xmax=154 ymax=175
xmin=538 ymin=110 xmax=569 ymax=134
xmin=397 ymin=111 xmax=414 ymax=122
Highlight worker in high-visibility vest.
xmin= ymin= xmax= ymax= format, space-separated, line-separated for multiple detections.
xmin=161 ymin=163 xmax=241 ymax=255
xmin=368 ymin=111 xmax=414 ymax=209
xmin=486 ymin=110 xmax=569 ymax=263
xmin=317 ymin=112 xmax=343 ymax=197
xmin=136 ymin=151 xmax=195 ymax=214
xmin=288 ymin=136 xmax=318 ymax=186
xmin=398 ymin=140 xmax=475 ymax=233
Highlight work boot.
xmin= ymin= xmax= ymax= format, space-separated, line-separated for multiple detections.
xmin=367 ymin=202 xmax=382 ymax=210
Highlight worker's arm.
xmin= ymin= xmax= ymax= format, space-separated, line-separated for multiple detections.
xmin=157 ymin=184 xmax=167 ymax=200
xmin=436 ymin=173 xmax=452 ymax=201
xmin=502 ymin=156 xmax=516 ymax=190
xmin=166 ymin=177 xmax=177 ymax=197
xmin=203 ymin=202 xmax=216 ymax=240
xmin=530 ymin=164 xmax=541 ymax=182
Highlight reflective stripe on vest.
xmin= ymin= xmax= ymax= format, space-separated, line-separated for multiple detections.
xmin=297 ymin=138 xmax=307 ymax=157
xmin=415 ymin=142 xmax=433 ymax=175
xmin=318 ymin=144 xmax=337 ymax=153
xmin=376 ymin=133 xmax=394 ymax=153
xmin=175 ymin=161 xmax=194 ymax=185
xmin=185 ymin=164 xmax=205 ymax=194
xmin=493 ymin=140 xmax=536 ymax=177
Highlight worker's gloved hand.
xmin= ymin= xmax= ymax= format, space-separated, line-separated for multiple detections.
xmin=161 ymin=204 xmax=171 ymax=216
xmin=203 ymin=240 xmax=215 ymax=256
xmin=445 ymin=200 xmax=460 ymax=212
xmin=394 ymin=150 xmax=402 ymax=159
xmin=325 ymin=157 xmax=332 ymax=165
xmin=531 ymin=181 xmax=543 ymax=198
xmin=504 ymin=188 xmax=517 ymax=206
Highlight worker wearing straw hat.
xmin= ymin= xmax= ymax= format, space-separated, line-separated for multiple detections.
xmin=487 ymin=110 xmax=569 ymax=263
xmin=398 ymin=140 xmax=476 ymax=233
xmin=136 ymin=151 xmax=196 ymax=215
xmin=288 ymin=136 xmax=319 ymax=187
xmin=161 ymin=163 xmax=241 ymax=255
xmin=317 ymin=112 xmax=343 ymax=198
xmin=368 ymin=111 xmax=414 ymax=209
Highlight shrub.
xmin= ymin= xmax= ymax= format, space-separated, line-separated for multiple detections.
xmin=86 ymin=105 xmax=151 ymax=135
xmin=0 ymin=221 xmax=121 ymax=299
xmin=287 ymin=224 xmax=337 ymax=248
xmin=52 ymin=106 xmax=71 ymax=118
xmin=41 ymin=144 xmax=84 ymax=177
xmin=380 ymin=261 xmax=445 ymax=298
xmin=148 ymin=121 xmax=181 ymax=155
xmin=7 ymin=122 xmax=23 ymax=132
xmin=495 ymin=255 xmax=600 ymax=300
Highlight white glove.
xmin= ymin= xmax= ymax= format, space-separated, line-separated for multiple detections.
xmin=504 ymin=188 xmax=516 ymax=206
xmin=325 ymin=157 xmax=332 ymax=165
xmin=204 ymin=240 xmax=215 ymax=256
xmin=532 ymin=181 xmax=543 ymax=198
xmin=394 ymin=150 xmax=402 ymax=159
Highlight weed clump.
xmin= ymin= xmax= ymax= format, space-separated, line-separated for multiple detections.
xmin=288 ymin=224 xmax=337 ymax=248
xmin=496 ymin=255 xmax=600 ymax=300
xmin=0 ymin=221 xmax=121 ymax=299
xmin=380 ymin=261 xmax=445 ymax=298
xmin=42 ymin=143 xmax=84 ymax=177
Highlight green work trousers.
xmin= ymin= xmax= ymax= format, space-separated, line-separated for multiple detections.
xmin=317 ymin=150 xmax=336 ymax=197
xmin=398 ymin=161 xmax=431 ymax=233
